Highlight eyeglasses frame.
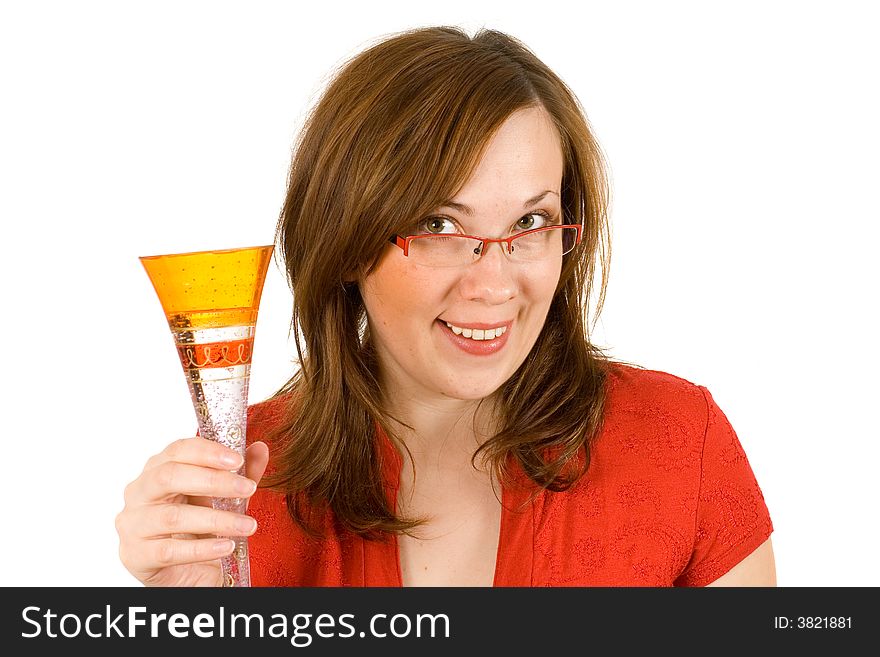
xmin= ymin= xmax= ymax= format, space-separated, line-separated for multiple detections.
xmin=388 ymin=223 xmax=583 ymax=263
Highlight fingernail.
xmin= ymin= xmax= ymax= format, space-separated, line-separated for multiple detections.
xmin=213 ymin=539 xmax=234 ymax=554
xmin=234 ymin=517 xmax=257 ymax=534
xmin=220 ymin=452 xmax=243 ymax=468
xmin=235 ymin=478 xmax=257 ymax=495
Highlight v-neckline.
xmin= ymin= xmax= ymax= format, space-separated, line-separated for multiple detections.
xmin=363 ymin=423 xmax=535 ymax=587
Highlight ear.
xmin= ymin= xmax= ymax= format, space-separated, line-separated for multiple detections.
xmin=342 ymin=262 xmax=369 ymax=284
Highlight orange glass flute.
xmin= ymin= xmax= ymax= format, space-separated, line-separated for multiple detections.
xmin=140 ymin=245 xmax=274 ymax=587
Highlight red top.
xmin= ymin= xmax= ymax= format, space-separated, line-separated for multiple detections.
xmin=244 ymin=363 xmax=773 ymax=586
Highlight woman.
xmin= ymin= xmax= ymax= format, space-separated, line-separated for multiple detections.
xmin=116 ymin=26 xmax=775 ymax=587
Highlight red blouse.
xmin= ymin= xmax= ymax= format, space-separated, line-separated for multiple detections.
xmin=244 ymin=363 xmax=773 ymax=586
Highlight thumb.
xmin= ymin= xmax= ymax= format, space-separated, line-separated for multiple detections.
xmin=245 ymin=441 xmax=270 ymax=487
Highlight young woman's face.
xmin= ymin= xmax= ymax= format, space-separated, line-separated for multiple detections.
xmin=360 ymin=106 xmax=565 ymax=407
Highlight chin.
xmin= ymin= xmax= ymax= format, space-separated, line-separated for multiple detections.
xmin=440 ymin=379 xmax=507 ymax=402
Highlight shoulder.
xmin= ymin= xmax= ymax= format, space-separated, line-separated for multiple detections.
xmin=245 ymin=393 xmax=295 ymax=446
xmin=593 ymin=361 xmax=715 ymax=472
xmin=603 ymin=361 xmax=710 ymax=424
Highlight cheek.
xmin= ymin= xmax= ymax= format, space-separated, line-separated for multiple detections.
xmin=363 ymin=261 xmax=452 ymax=329
xmin=527 ymin=259 xmax=563 ymax=301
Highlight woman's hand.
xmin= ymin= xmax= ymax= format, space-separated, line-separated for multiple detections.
xmin=115 ymin=437 xmax=270 ymax=587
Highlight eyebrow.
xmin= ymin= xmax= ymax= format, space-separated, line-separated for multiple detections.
xmin=440 ymin=190 xmax=559 ymax=216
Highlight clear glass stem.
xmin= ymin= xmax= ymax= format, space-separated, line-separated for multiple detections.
xmin=181 ymin=325 xmax=254 ymax=588
xmin=213 ymin=493 xmax=251 ymax=588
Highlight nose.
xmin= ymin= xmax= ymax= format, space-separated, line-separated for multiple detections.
xmin=456 ymin=239 xmax=517 ymax=304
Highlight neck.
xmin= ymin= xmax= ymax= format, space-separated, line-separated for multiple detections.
xmin=381 ymin=391 xmax=501 ymax=466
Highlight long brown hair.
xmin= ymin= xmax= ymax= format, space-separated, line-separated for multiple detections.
xmin=263 ymin=26 xmax=629 ymax=539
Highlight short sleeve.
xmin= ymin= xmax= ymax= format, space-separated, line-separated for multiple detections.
xmin=674 ymin=386 xmax=774 ymax=586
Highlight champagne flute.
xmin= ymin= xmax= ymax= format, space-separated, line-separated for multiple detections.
xmin=140 ymin=245 xmax=273 ymax=587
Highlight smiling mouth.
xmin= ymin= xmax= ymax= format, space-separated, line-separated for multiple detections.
xmin=434 ymin=318 xmax=513 ymax=355
xmin=441 ymin=320 xmax=508 ymax=340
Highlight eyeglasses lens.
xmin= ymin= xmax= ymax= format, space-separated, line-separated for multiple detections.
xmin=407 ymin=226 xmax=578 ymax=267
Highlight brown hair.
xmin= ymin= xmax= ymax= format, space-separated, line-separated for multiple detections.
xmin=263 ymin=26 xmax=631 ymax=539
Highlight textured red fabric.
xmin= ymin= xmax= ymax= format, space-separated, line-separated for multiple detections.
xmin=243 ymin=363 xmax=773 ymax=586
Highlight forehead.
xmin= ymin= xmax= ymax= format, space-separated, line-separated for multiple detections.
xmin=449 ymin=106 xmax=563 ymax=207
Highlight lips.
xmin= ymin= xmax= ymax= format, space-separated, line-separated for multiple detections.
xmin=438 ymin=319 xmax=513 ymax=331
xmin=435 ymin=318 xmax=511 ymax=356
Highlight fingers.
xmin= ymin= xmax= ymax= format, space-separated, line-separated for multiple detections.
xmin=245 ymin=441 xmax=270 ymax=512
xmin=125 ymin=437 xmax=255 ymax=506
xmin=136 ymin=536 xmax=237 ymax=571
xmin=117 ymin=436 xmax=267 ymax=586
xmin=245 ymin=441 xmax=270 ymax=484
xmin=122 ymin=503 xmax=258 ymax=540
xmin=144 ymin=437 xmax=243 ymax=473
xmin=133 ymin=461 xmax=257 ymax=503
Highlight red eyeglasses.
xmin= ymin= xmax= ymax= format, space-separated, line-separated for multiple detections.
xmin=388 ymin=224 xmax=582 ymax=268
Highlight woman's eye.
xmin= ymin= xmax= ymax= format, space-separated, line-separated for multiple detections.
xmin=416 ymin=212 xmax=551 ymax=235
xmin=421 ymin=217 xmax=456 ymax=234
xmin=517 ymin=213 xmax=548 ymax=230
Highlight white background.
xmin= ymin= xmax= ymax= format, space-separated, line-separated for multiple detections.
xmin=1 ymin=0 xmax=877 ymax=587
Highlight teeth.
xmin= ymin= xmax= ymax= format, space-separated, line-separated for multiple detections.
xmin=445 ymin=322 xmax=507 ymax=340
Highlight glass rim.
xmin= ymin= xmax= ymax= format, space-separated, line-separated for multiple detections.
xmin=139 ymin=244 xmax=275 ymax=261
